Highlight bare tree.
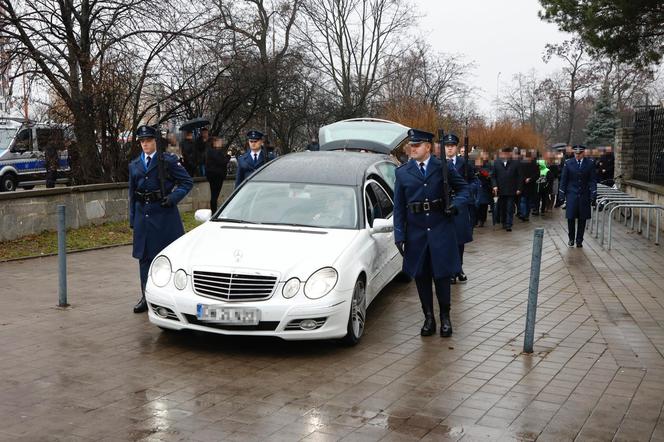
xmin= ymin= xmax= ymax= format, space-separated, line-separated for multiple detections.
xmin=300 ymin=0 xmax=414 ymax=118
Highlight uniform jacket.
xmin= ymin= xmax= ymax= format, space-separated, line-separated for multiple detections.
xmin=234 ymin=150 xmax=274 ymax=188
xmin=393 ymin=156 xmax=470 ymax=279
xmin=559 ymin=157 xmax=597 ymax=220
xmin=449 ymin=155 xmax=477 ymax=244
xmin=491 ymin=159 xmax=522 ymax=196
xmin=129 ymin=152 xmax=193 ymax=259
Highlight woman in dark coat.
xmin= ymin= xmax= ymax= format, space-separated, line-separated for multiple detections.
xmin=205 ymin=136 xmax=229 ymax=212
xmin=474 ymin=153 xmax=494 ymax=227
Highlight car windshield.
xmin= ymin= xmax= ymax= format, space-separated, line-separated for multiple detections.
xmin=0 ymin=127 xmax=16 ymax=151
xmin=217 ymin=182 xmax=359 ymax=229
xmin=320 ymin=121 xmax=407 ymax=148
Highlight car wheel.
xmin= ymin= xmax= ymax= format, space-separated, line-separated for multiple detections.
xmin=342 ymin=278 xmax=366 ymax=345
xmin=0 ymin=173 xmax=17 ymax=192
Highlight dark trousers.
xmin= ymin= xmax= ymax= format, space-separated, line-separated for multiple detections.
xmin=535 ymin=190 xmax=549 ymax=213
xmin=45 ymin=169 xmax=57 ymax=188
xmin=414 ymin=249 xmax=451 ymax=316
xmin=498 ymin=195 xmax=515 ymax=228
xmin=458 ymin=244 xmax=465 ymax=269
xmin=477 ymin=203 xmax=489 ymax=224
xmin=207 ymin=174 xmax=225 ymax=212
xmin=568 ymin=218 xmax=587 ymax=244
xmin=139 ymin=256 xmax=152 ymax=296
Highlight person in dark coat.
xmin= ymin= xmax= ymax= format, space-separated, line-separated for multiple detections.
xmin=596 ymin=147 xmax=615 ymax=184
xmin=474 ymin=153 xmax=493 ymax=227
xmin=517 ymin=150 xmax=539 ymax=221
xmin=205 ymin=136 xmax=229 ymax=212
xmin=393 ymin=129 xmax=470 ymax=337
xmin=43 ymin=131 xmax=62 ymax=188
xmin=305 ymin=137 xmax=320 ymax=151
xmin=196 ymin=127 xmax=211 ymax=176
xmin=180 ymin=130 xmax=197 ymax=177
xmin=491 ymin=147 xmax=522 ymax=231
xmin=235 ymin=130 xmax=274 ymax=188
xmin=129 ymin=125 xmax=193 ymax=313
xmin=443 ymin=133 xmax=476 ymax=284
xmin=559 ymin=145 xmax=597 ymax=248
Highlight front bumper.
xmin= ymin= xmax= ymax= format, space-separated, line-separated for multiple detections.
xmin=145 ymin=284 xmax=352 ymax=340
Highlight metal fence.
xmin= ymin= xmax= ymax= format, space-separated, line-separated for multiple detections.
xmin=632 ymin=107 xmax=664 ymax=185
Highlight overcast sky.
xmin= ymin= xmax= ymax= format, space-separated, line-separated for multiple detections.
xmin=412 ymin=0 xmax=572 ymax=116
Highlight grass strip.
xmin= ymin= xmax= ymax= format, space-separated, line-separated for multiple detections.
xmin=0 ymin=211 xmax=199 ymax=261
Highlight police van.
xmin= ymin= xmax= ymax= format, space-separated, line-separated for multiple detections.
xmin=0 ymin=117 xmax=71 ymax=191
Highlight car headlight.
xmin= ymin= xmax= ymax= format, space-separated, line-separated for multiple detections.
xmin=282 ymin=277 xmax=300 ymax=299
xmin=150 ymin=256 xmax=172 ymax=287
xmin=304 ymin=267 xmax=338 ymax=299
xmin=173 ymin=269 xmax=188 ymax=290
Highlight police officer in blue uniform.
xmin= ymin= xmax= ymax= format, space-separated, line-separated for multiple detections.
xmin=559 ymin=145 xmax=597 ymax=248
xmin=129 ymin=125 xmax=193 ymax=313
xmin=393 ymin=129 xmax=470 ymax=337
xmin=235 ymin=130 xmax=274 ymax=188
xmin=443 ymin=133 xmax=477 ymax=284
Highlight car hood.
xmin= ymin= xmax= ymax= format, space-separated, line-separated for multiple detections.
xmin=163 ymin=221 xmax=361 ymax=280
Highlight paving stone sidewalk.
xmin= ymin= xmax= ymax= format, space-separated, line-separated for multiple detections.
xmin=1 ymin=209 xmax=664 ymax=441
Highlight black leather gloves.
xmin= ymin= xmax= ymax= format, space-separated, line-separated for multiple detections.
xmin=160 ymin=197 xmax=173 ymax=208
xmin=444 ymin=205 xmax=459 ymax=217
xmin=396 ymin=241 xmax=405 ymax=256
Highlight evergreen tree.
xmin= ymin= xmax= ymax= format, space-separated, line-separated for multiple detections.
xmin=585 ymin=88 xmax=617 ymax=147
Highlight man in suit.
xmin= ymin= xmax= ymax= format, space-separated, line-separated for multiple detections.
xmin=491 ymin=147 xmax=522 ymax=231
xmin=518 ymin=150 xmax=540 ymax=221
xmin=129 ymin=125 xmax=193 ymax=313
xmin=559 ymin=145 xmax=597 ymax=247
xmin=393 ymin=129 xmax=470 ymax=337
xmin=235 ymin=130 xmax=273 ymax=188
xmin=443 ymin=133 xmax=477 ymax=284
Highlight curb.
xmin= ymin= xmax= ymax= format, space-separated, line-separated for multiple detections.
xmin=0 ymin=242 xmax=132 ymax=263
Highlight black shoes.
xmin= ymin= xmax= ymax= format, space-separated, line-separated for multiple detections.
xmin=133 ymin=296 xmax=148 ymax=313
xmin=440 ymin=311 xmax=453 ymax=337
xmin=450 ymin=276 xmax=457 ymax=285
xmin=457 ymin=272 xmax=467 ymax=283
xmin=568 ymin=240 xmax=575 ymax=247
xmin=576 ymin=242 xmax=583 ymax=248
xmin=421 ymin=313 xmax=436 ymax=336
xmin=506 ymin=227 xmax=512 ymax=232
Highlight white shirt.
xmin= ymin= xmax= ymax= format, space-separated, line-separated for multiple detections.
xmin=144 ymin=152 xmax=154 ymax=167
xmin=416 ymin=155 xmax=431 ymax=173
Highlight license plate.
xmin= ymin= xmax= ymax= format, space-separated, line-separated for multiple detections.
xmin=196 ymin=304 xmax=260 ymax=325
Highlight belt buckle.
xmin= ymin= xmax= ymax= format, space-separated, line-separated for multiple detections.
xmin=423 ymin=201 xmax=430 ymax=211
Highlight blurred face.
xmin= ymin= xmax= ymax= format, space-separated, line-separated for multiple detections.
xmin=212 ymin=137 xmax=223 ymax=149
xmin=140 ymin=137 xmax=157 ymax=155
xmin=248 ymin=139 xmax=262 ymax=152
xmin=574 ymin=150 xmax=585 ymax=159
xmin=201 ymin=129 xmax=209 ymax=141
xmin=409 ymin=141 xmax=431 ymax=162
xmin=433 ymin=142 xmax=441 ymax=158
xmin=499 ymin=150 xmax=510 ymax=161
xmin=445 ymin=144 xmax=458 ymax=158
xmin=184 ymin=132 xmax=193 ymax=141
xmin=460 ymin=146 xmax=466 ymax=156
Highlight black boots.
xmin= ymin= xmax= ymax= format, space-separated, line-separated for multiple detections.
xmin=421 ymin=312 xmax=436 ymax=336
xmin=133 ymin=295 xmax=148 ymax=313
xmin=440 ymin=309 xmax=453 ymax=337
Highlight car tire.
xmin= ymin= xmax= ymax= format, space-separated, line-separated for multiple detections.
xmin=0 ymin=173 xmax=17 ymax=192
xmin=394 ymin=271 xmax=412 ymax=283
xmin=342 ymin=278 xmax=366 ymax=346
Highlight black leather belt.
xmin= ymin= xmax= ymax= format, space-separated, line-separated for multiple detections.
xmin=408 ymin=199 xmax=444 ymax=214
xmin=134 ymin=190 xmax=162 ymax=204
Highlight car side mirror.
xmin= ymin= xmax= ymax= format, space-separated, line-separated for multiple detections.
xmin=194 ymin=209 xmax=212 ymax=223
xmin=370 ymin=217 xmax=393 ymax=235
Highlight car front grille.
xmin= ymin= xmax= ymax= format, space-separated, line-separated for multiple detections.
xmin=192 ymin=270 xmax=278 ymax=301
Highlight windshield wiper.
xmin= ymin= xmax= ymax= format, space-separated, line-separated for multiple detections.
xmin=264 ymin=222 xmax=318 ymax=228
xmin=212 ymin=218 xmax=258 ymax=224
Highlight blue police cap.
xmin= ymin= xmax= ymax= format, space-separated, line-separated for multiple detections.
xmin=136 ymin=125 xmax=157 ymax=139
xmin=408 ymin=128 xmax=434 ymax=143
xmin=572 ymin=145 xmax=586 ymax=153
xmin=443 ymin=133 xmax=459 ymax=145
xmin=246 ymin=130 xmax=264 ymax=140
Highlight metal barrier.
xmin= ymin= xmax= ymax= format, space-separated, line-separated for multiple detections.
xmin=591 ymin=184 xmax=662 ymax=249
xmin=607 ymin=205 xmax=663 ymax=249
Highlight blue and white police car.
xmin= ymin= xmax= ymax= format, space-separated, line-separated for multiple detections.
xmin=0 ymin=117 xmax=70 ymax=191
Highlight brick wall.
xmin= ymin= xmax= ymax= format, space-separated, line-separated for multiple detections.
xmin=0 ymin=178 xmax=234 ymax=241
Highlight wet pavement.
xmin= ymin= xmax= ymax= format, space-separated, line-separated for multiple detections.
xmin=2 ymin=209 xmax=664 ymax=441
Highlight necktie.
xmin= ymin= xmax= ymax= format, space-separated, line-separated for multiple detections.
xmin=146 ymin=156 xmax=151 ymax=168
xmin=419 ymin=162 xmax=426 ymax=176
xmin=578 ymin=160 xmax=582 ymax=168
xmin=253 ymin=153 xmax=258 ymax=163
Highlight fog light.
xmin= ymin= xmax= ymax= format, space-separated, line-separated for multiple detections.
xmin=156 ymin=307 xmax=169 ymax=318
xmin=300 ymin=319 xmax=318 ymax=330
